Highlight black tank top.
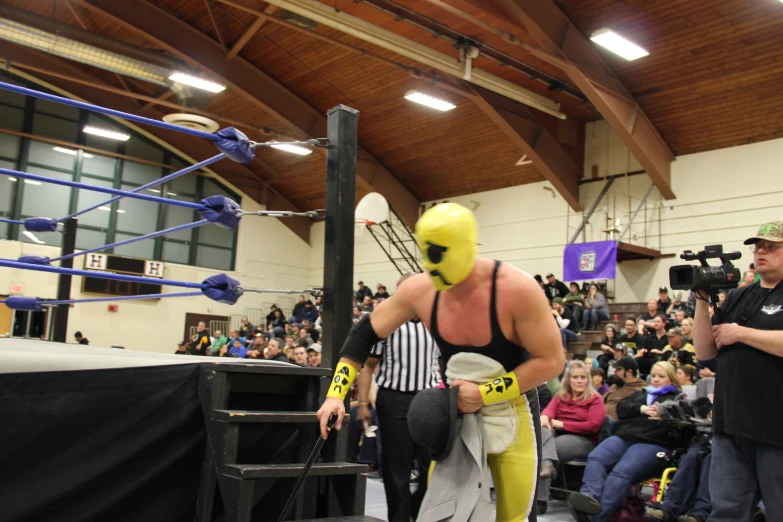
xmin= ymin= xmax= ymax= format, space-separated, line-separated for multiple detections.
xmin=430 ymin=260 xmax=530 ymax=374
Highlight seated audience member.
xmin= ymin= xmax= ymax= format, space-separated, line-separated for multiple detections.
xmin=175 ymin=341 xmax=189 ymax=355
xmin=680 ymin=317 xmax=694 ymax=343
xmin=307 ymin=343 xmax=322 ymax=367
xmin=618 ymin=318 xmax=645 ymax=356
xmin=359 ymin=295 xmax=374 ymax=313
xmin=266 ymin=338 xmax=289 ymax=363
xmin=239 ymin=317 xmax=254 ymax=339
xmin=352 ymin=306 xmax=363 ymax=324
xmin=582 ymin=283 xmax=611 ymax=331
xmin=291 ymin=345 xmax=308 ymax=365
xmin=635 ymin=316 xmax=668 ymax=378
xmin=315 ymin=310 xmax=323 ymax=331
xmin=670 ymin=309 xmax=687 ymax=329
xmin=265 ymin=304 xmax=279 ymax=328
xmin=716 ymin=289 xmax=727 ymax=307
xmin=228 ymin=338 xmax=248 ymax=358
xmin=284 ymin=335 xmax=296 ymax=353
xmin=356 ymin=280 xmax=373 ymax=301
xmin=676 ymin=365 xmax=697 ymax=386
xmin=538 ymin=361 xmax=606 ymax=514
xmin=569 ymin=362 xmax=683 ymax=521
xmin=657 ymin=286 xmax=674 ymax=318
xmin=74 ymin=331 xmax=89 ymax=345
xmin=190 ymin=321 xmax=211 ymax=356
xmin=295 ymin=325 xmax=313 ymax=346
xmin=552 ymin=297 xmax=579 ymax=349
xmin=246 ymin=336 xmax=267 ymax=359
xmin=290 ymin=295 xmax=306 ymax=323
xmin=603 ymin=356 xmax=647 ymax=420
xmin=269 ymin=309 xmax=288 ymax=331
xmin=592 ymin=368 xmax=609 ymax=395
xmin=290 ymin=323 xmax=304 ymax=340
xmin=374 ymin=284 xmax=390 ymax=299
xmin=227 ymin=328 xmax=246 ymax=346
xmin=664 ymin=289 xmax=687 ymax=318
xmin=584 ymin=357 xmax=596 ymax=369
xmin=296 ymin=300 xmax=319 ymax=325
xmin=301 ymin=320 xmax=319 ymax=343
xmin=597 ymin=325 xmax=619 ymax=370
xmin=545 ymin=273 xmax=570 ymax=302
xmin=564 ymin=282 xmax=586 ymax=327
xmin=660 ymin=327 xmax=695 ymax=366
xmin=606 ymin=344 xmax=628 ymax=378
xmin=314 ymin=295 xmax=323 ymax=311
xmin=211 ymin=330 xmax=228 ymax=356
xmin=638 ymin=299 xmax=666 ymax=336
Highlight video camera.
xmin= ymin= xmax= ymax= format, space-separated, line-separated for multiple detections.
xmin=669 ymin=245 xmax=742 ymax=292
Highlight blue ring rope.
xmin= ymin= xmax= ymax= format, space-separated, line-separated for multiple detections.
xmin=51 ymin=291 xmax=205 ymax=306
xmin=0 ymin=81 xmax=217 ymax=141
xmin=49 ymin=220 xmax=209 ymax=263
xmin=0 ymin=168 xmax=205 ymax=210
xmin=0 ymin=217 xmax=24 ymax=226
xmin=0 ymin=257 xmax=207 ymax=289
xmin=57 ymin=153 xmax=226 ymax=223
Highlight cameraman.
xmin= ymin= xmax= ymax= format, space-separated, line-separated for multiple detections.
xmin=693 ymin=222 xmax=783 ymax=521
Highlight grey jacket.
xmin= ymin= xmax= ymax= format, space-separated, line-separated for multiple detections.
xmin=416 ymin=413 xmax=493 ymax=522
xmin=586 ymin=292 xmax=610 ymax=315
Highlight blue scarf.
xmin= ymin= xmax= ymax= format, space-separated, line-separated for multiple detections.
xmin=645 ymin=385 xmax=679 ymax=406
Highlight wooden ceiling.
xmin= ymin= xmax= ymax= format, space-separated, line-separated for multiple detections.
xmin=1 ymin=0 xmax=782 ymax=241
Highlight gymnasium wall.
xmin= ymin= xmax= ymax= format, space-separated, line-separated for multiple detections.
xmin=0 ymin=196 xmax=312 ymax=352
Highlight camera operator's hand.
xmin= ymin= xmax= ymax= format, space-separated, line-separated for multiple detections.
xmin=712 ymin=323 xmax=743 ymax=349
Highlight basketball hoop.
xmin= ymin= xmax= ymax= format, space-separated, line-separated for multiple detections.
xmin=355 ymin=192 xmax=389 ymax=236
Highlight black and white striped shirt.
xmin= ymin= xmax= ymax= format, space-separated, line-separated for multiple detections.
xmin=370 ymin=320 xmax=441 ymax=392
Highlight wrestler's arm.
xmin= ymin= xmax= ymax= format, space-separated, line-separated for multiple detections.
xmin=316 ymin=274 xmax=424 ymax=437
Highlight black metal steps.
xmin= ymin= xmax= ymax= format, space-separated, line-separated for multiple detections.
xmin=213 ymin=410 xmax=319 ymax=423
xmin=224 ymin=462 xmax=367 ymax=479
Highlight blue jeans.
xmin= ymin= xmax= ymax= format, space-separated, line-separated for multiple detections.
xmin=709 ymin=433 xmax=783 ymax=522
xmin=560 ymin=328 xmax=578 ymax=349
xmin=581 ymin=309 xmax=610 ymax=330
xmin=580 ymin=435 xmax=670 ymax=522
xmin=661 ymin=442 xmax=711 ymax=518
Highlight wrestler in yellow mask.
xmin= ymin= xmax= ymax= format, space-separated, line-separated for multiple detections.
xmin=415 ymin=203 xmax=478 ymax=291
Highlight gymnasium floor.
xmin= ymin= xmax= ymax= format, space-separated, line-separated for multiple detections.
xmin=363 ymin=477 xmax=574 ymax=521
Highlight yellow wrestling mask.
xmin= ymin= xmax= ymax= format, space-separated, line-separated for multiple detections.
xmin=415 ymin=203 xmax=478 ymax=291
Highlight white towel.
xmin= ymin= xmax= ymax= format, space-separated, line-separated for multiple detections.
xmin=445 ymin=352 xmax=518 ymax=455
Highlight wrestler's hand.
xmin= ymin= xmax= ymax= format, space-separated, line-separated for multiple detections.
xmin=317 ymin=397 xmax=345 ymax=439
xmin=451 ymin=380 xmax=483 ymax=413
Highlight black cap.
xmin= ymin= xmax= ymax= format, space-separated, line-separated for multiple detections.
xmin=614 ymin=356 xmax=638 ymax=373
xmin=408 ymin=386 xmax=461 ymax=462
xmin=546 ymin=273 xmax=555 ymax=278
xmin=534 ymin=274 xmax=543 ymax=283
xmin=659 ymin=286 xmax=668 ymax=292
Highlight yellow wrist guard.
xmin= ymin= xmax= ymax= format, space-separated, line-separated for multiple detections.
xmin=480 ymin=371 xmax=521 ymax=405
xmin=326 ymin=362 xmax=358 ymax=401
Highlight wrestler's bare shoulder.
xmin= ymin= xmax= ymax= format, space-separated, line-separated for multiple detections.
xmin=494 ymin=262 xmax=548 ymax=311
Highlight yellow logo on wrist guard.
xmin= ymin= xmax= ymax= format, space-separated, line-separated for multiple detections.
xmin=480 ymin=372 xmax=520 ymax=405
xmin=326 ymin=362 xmax=357 ymax=401
xmin=415 ymin=203 xmax=478 ymax=291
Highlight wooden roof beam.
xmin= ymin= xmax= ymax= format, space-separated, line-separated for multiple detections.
xmin=74 ymin=0 xmax=422 ymax=228
xmin=469 ymin=85 xmax=582 ymax=210
xmin=492 ymin=0 xmax=676 ymax=200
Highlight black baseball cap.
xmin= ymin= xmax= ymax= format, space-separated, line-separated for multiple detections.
xmin=546 ymin=273 xmax=555 ymax=278
xmin=659 ymin=286 xmax=668 ymax=292
xmin=614 ymin=356 xmax=638 ymax=373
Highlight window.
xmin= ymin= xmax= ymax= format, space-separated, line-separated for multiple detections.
xmin=28 ymin=140 xmax=76 ymax=171
xmin=116 ymin=185 xmax=158 ymax=235
xmin=31 ymin=113 xmax=78 ymax=142
xmin=20 ymin=165 xmax=72 ymax=220
xmin=75 ymin=228 xmax=108 ymax=252
xmin=75 ymin=179 xmax=113 ymax=228
xmin=114 ymin=233 xmax=155 ymax=259
xmin=0 ymin=131 xmax=21 ymax=160
xmin=82 ymin=154 xmax=117 ymax=179
xmin=0 ymin=159 xmax=16 ymax=215
xmin=0 ymin=105 xmax=24 ymax=134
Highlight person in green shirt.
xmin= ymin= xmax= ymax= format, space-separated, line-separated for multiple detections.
xmin=564 ymin=282 xmax=586 ymax=327
xmin=210 ymin=329 xmax=229 ymax=356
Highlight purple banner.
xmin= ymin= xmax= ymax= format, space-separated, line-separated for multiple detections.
xmin=563 ymin=241 xmax=618 ymax=282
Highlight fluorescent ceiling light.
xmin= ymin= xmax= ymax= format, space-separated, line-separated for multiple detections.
xmin=147 ymin=189 xmax=161 ymax=193
xmin=9 ymin=177 xmax=17 ymax=182
xmin=404 ymin=91 xmax=456 ymax=111
xmin=83 ymin=126 xmax=130 ymax=141
xmin=53 ymin=146 xmax=93 ymax=158
xmin=271 ymin=143 xmax=313 ymax=156
xmin=590 ymin=29 xmax=649 ymax=61
xmin=98 ymin=206 xmax=112 ymax=211
xmin=23 ymin=179 xmax=41 ymax=185
xmin=116 ymin=209 xmax=125 ymax=214
xmin=167 ymin=192 xmax=177 ymax=196
xmin=23 ymin=230 xmax=45 ymax=244
xmin=169 ymin=72 xmax=226 ymax=93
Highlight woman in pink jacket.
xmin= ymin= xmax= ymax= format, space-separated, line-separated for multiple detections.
xmin=536 ymin=360 xmax=606 ymax=514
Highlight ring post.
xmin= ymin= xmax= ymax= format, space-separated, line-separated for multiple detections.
xmin=321 ymin=105 xmax=358 ymax=471
xmin=52 ymin=218 xmax=77 ymax=343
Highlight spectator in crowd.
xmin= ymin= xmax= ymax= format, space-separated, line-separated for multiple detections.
xmin=315 ymin=310 xmax=323 ymax=331
xmin=597 ymin=325 xmax=619 ymax=370
xmin=569 ymin=362 xmax=683 ymax=521
xmin=211 ymin=330 xmax=228 ymax=356
xmin=175 ymin=341 xmax=189 ymax=355
xmin=295 ymin=325 xmax=313 ymax=346
xmin=552 ymin=297 xmax=579 ymax=349
xmin=638 ymin=299 xmax=666 ymax=336
xmin=190 ymin=321 xmax=211 ymax=356
xmin=246 ymin=335 xmax=266 ymax=359
xmin=676 ymin=364 xmax=696 ymax=386
xmin=297 ymin=300 xmax=319 ymax=325
xmin=618 ymin=317 xmax=645 ymax=356
xmin=290 ymin=295 xmax=307 ymax=323
xmin=738 ymin=269 xmax=757 ymax=287
xmin=301 ymin=320 xmax=319 ymax=343
xmin=265 ymin=304 xmax=279 ymax=328
xmin=291 ymin=345 xmax=308 ymax=365
xmin=591 ymin=368 xmax=609 ymax=395
xmin=603 ymin=356 xmax=646 ymax=420
xmin=374 ymin=284 xmax=390 ymax=299
xmin=670 ymin=309 xmax=687 ymax=330
xmin=606 ymin=343 xmax=629 ymax=379
xmin=290 ymin=322 xmax=303 ymax=340
xmin=664 ymin=289 xmax=687 ymax=318
xmin=646 ymin=316 xmax=670 ymax=356
xmin=680 ymin=317 xmax=694 ymax=343
xmin=582 ymin=283 xmax=611 ymax=331
xmin=660 ymin=327 xmax=695 ymax=367
xmin=314 ymin=295 xmax=323 ymax=311
xmin=534 ymin=274 xmax=546 ymax=293
xmin=266 ymin=338 xmax=289 ymax=363
xmin=239 ymin=317 xmax=254 ymax=340
xmin=359 ymin=295 xmax=375 ymax=314
xmin=352 ymin=306 xmax=363 ymax=324
xmin=538 ymin=361 xmax=606 ymax=515
xmin=583 ymin=356 xmax=595 ymax=369
xmin=74 ymin=331 xmax=89 ymax=345
xmin=284 ymin=335 xmax=296 ymax=353
xmin=228 ymin=338 xmax=248 ymax=358
xmin=564 ymin=282 xmax=586 ymax=327
xmin=227 ymin=328 xmax=246 ymax=346
xmin=657 ymin=287 xmax=673 ymax=318
xmin=356 ymin=281 xmax=374 ymax=301
xmin=545 ymin=273 xmax=570 ymax=302
xmin=307 ymin=343 xmax=322 ymax=367
xmin=268 ymin=308 xmax=287 ymax=331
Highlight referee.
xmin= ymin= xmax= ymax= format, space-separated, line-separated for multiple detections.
xmin=356 ymin=275 xmax=441 ymax=522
